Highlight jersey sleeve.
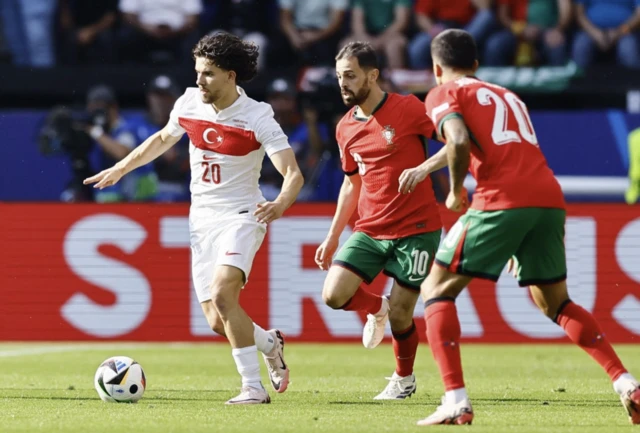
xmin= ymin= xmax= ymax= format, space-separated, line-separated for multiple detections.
xmin=424 ymin=85 xmax=462 ymax=141
xmin=166 ymin=91 xmax=189 ymax=137
xmin=336 ymin=122 xmax=358 ymax=176
xmin=253 ymin=103 xmax=291 ymax=157
xmin=403 ymin=94 xmax=436 ymax=140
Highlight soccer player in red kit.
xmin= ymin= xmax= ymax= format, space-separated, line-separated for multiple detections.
xmin=416 ymin=29 xmax=640 ymax=425
xmin=315 ymin=41 xmax=446 ymax=400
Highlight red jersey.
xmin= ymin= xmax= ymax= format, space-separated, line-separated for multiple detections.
xmin=415 ymin=0 xmax=475 ymax=25
xmin=336 ymin=92 xmax=442 ymax=239
xmin=497 ymin=0 xmax=528 ymax=21
xmin=425 ymin=77 xmax=565 ymax=211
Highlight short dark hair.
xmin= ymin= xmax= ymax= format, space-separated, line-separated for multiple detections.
xmin=431 ymin=29 xmax=477 ymax=70
xmin=335 ymin=41 xmax=379 ymax=70
xmin=192 ymin=32 xmax=259 ymax=83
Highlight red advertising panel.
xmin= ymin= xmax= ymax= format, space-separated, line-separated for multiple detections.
xmin=1 ymin=203 xmax=639 ymax=342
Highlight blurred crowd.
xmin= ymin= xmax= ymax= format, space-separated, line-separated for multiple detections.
xmin=1 ymin=0 xmax=639 ymax=70
xmin=1 ymin=0 xmax=639 ymax=203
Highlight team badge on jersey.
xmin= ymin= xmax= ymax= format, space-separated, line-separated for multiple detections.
xmin=381 ymin=125 xmax=395 ymax=147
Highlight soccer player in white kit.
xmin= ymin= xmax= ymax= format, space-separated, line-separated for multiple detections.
xmin=84 ymin=32 xmax=304 ymax=405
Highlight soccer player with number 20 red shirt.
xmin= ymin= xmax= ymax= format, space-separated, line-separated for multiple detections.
xmin=416 ymin=29 xmax=640 ymax=426
xmin=84 ymin=32 xmax=304 ymax=405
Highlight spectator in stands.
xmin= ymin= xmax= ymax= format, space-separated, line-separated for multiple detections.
xmin=142 ymin=75 xmax=190 ymax=202
xmin=408 ymin=0 xmax=496 ymax=69
xmin=118 ymin=0 xmax=202 ymax=64
xmin=57 ymin=0 xmax=117 ymax=65
xmin=1 ymin=0 xmax=56 ymax=67
xmin=572 ymin=0 xmax=640 ymax=70
xmin=261 ymin=78 xmax=330 ymax=200
xmin=205 ymin=0 xmax=275 ymax=71
xmin=484 ymin=0 xmax=571 ymax=66
xmin=342 ymin=0 xmax=411 ymax=69
xmin=278 ymin=0 xmax=348 ymax=66
xmin=86 ymin=85 xmax=157 ymax=202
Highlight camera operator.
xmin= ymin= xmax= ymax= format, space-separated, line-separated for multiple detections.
xmin=86 ymin=84 xmax=157 ymax=202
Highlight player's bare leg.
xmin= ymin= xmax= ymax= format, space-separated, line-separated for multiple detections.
xmin=210 ymin=265 xmax=270 ymax=404
xmin=374 ymin=282 xmax=419 ymax=400
xmin=201 ymin=301 xmax=289 ymax=393
xmin=530 ymin=281 xmax=640 ymax=424
xmin=417 ymin=265 xmax=474 ymax=426
xmin=322 ymin=266 xmax=389 ymax=349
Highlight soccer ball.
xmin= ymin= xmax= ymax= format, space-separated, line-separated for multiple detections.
xmin=94 ymin=356 xmax=146 ymax=403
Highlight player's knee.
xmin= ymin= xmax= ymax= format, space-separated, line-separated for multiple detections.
xmin=208 ymin=314 xmax=226 ymax=335
xmin=210 ymin=277 xmax=242 ymax=316
xmin=389 ymin=305 xmax=413 ymax=328
xmin=322 ymin=286 xmax=346 ymax=309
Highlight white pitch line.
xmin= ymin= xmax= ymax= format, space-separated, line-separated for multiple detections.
xmin=0 ymin=345 xmax=95 ymax=358
xmin=0 ymin=342 xmax=216 ymax=358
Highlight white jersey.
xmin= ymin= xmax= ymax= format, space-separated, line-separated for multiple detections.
xmin=166 ymin=87 xmax=290 ymax=209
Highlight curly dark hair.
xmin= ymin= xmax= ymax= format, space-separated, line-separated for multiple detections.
xmin=192 ymin=32 xmax=259 ymax=83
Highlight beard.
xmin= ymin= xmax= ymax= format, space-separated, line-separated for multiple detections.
xmin=341 ymin=85 xmax=371 ymax=107
xmin=199 ymin=87 xmax=217 ymax=104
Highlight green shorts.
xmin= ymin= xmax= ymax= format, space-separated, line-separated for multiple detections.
xmin=333 ymin=230 xmax=442 ymax=291
xmin=436 ymin=208 xmax=567 ymax=286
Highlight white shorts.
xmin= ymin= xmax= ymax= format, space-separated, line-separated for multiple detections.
xmin=189 ymin=206 xmax=267 ymax=303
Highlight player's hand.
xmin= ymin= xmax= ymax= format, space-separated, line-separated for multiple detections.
xmin=315 ymin=237 xmax=339 ymax=271
xmin=254 ymin=201 xmax=285 ymax=224
xmin=445 ymin=188 xmax=469 ymax=212
xmin=398 ymin=166 xmax=428 ymax=194
xmin=506 ymin=257 xmax=517 ymax=278
xmin=83 ymin=166 xmax=125 ymax=189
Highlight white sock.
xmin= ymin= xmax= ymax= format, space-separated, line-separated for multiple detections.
xmin=231 ymin=345 xmax=262 ymax=389
xmin=445 ymin=387 xmax=468 ymax=405
xmin=253 ymin=324 xmax=275 ymax=354
xmin=613 ymin=372 xmax=637 ymax=394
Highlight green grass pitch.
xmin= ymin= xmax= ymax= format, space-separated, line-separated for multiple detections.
xmin=0 ymin=343 xmax=638 ymax=432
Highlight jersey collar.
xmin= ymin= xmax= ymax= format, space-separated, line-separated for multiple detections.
xmin=353 ymin=92 xmax=388 ymax=122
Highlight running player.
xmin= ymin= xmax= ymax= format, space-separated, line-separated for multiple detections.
xmin=315 ymin=41 xmax=446 ymax=400
xmin=416 ymin=29 xmax=640 ymax=425
xmin=84 ymin=32 xmax=304 ymax=405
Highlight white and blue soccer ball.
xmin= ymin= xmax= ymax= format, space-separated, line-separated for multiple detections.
xmin=94 ymin=356 xmax=146 ymax=403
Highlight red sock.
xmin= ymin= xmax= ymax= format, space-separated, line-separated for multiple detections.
xmin=392 ymin=320 xmax=419 ymax=377
xmin=424 ymin=298 xmax=465 ymax=391
xmin=340 ymin=287 xmax=382 ymax=315
xmin=556 ymin=301 xmax=627 ymax=381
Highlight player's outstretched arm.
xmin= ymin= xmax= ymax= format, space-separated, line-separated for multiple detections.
xmin=83 ymin=126 xmax=183 ymax=190
xmin=254 ymin=148 xmax=304 ymax=224
xmin=398 ymin=145 xmax=448 ymax=194
xmin=315 ymin=174 xmax=361 ymax=270
xmin=442 ymin=117 xmax=470 ymax=212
